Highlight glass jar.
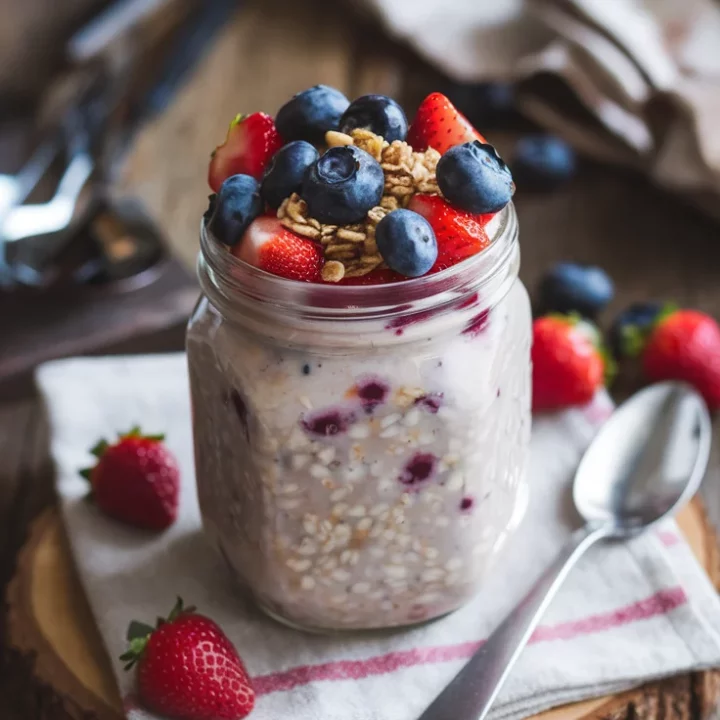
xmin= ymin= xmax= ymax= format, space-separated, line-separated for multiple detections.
xmin=187 ymin=203 xmax=531 ymax=632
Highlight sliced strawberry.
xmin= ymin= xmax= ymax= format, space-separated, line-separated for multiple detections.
xmin=408 ymin=194 xmax=492 ymax=273
xmin=407 ymin=92 xmax=487 ymax=154
xmin=208 ymin=112 xmax=283 ymax=191
xmin=234 ymin=217 xmax=323 ymax=282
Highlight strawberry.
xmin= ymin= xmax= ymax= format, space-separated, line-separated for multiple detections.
xmin=408 ymin=194 xmax=492 ymax=272
xmin=234 ymin=217 xmax=323 ymax=281
xmin=638 ymin=309 xmax=720 ymax=410
xmin=208 ymin=112 xmax=283 ymax=191
xmin=407 ymin=92 xmax=487 ymax=154
xmin=80 ymin=427 xmax=179 ymax=531
xmin=121 ymin=598 xmax=254 ymax=720
xmin=532 ymin=315 xmax=612 ymax=412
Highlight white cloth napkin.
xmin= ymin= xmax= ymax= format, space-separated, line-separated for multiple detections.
xmin=356 ymin=0 xmax=720 ymax=221
xmin=37 ymin=353 xmax=720 ymax=720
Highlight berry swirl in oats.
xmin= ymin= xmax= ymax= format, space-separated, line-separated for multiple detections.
xmin=188 ymin=88 xmax=531 ymax=631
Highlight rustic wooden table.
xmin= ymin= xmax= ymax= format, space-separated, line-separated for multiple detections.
xmin=2 ymin=0 xmax=720 ymax=717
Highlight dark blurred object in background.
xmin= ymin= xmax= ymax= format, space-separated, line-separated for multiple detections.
xmin=0 ymin=0 xmax=109 ymax=114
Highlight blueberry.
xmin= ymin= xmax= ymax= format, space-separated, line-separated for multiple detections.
xmin=609 ymin=302 xmax=663 ymax=357
xmin=339 ymin=94 xmax=408 ymax=142
xmin=261 ymin=141 xmax=319 ymax=209
xmin=511 ymin=135 xmax=577 ymax=190
xmin=206 ymin=174 xmax=262 ymax=246
xmin=302 ymin=145 xmax=383 ymax=224
xmin=537 ymin=262 xmax=614 ymax=318
xmin=275 ymin=85 xmax=350 ymax=144
xmin=375 ymin=209 xmax=437 ymax=277
xmin=436 ymin=141 xmax=514 ymax=214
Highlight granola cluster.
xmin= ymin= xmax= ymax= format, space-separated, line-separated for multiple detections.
xmin=278 ymin=128 xmax=441 ymax=282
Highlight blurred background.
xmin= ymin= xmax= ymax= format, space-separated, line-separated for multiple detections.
xmin=0 ymin=0 xmax=719 ymax=396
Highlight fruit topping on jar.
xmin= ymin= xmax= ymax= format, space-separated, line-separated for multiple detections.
xmin=204 ymin=88 xmax=515 ymax=284
xmin=339 ymin=94 xmax=408 ymax=143
xmin=408 ymin=194 xmax=492 ymax=273
xmin=261 ymin=140 xmax=319 ymax=209
xmin=374 ymin=209 xmax=437 ymax=277
xmin=302 ymin=145 xmax=384 ymax=224
xmin=206 ymin=175 xmax=262 ymax=247
xmin=275 ymin=84 xmax=350 ymax=144
xmin=233 ymin=216 xmax=323 ymax=282
xmin=436 ymin=141 xmax=515 ymax=214
xmin=406 ymin=91 xmax=487 ymax=154
xmin=208 ymin=112 xmax=282 ymax=191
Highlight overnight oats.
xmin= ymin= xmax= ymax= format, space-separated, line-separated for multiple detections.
xmin=187 ymin=87 xmax=532 ymax=631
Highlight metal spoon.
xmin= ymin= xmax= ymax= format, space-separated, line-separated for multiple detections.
xmin=418 ymin=382 xmax=711 ymax=720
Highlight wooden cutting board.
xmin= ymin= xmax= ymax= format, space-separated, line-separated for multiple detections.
xmin=6 ymin=501 xmax=720 ymax=720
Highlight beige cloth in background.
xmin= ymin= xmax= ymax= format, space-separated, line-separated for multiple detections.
xmin=359 ymin=0 xmax=720 ymax=219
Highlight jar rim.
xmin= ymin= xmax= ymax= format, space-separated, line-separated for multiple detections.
xmin=198 ymin=202 xmax=518 ymax=318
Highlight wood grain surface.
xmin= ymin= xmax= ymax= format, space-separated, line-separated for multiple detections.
xmin=2 ymin=0 xmax=720 ymax=717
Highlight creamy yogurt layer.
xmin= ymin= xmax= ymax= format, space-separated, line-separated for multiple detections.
xmin=188 ymin=281 xmax=531 ymax=630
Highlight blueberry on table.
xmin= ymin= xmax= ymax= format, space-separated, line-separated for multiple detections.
xmin=436 ymin=141 xmax=514 ymax=214
xmin=275 ymin=85 xmax=350 ymax=144
xmin=511 ymin=135 xmax=577 ymax=190
xmin=537 ymin=262 xmax=614 ymax=318
xmin=206 ymin=174 xmax=262 ymax=246
xmin=375 ymin=209 xmax=437 ymax=277
xmin=261 ymin=141 xmax=319 ymax=209
xmin=609 ymin=301 xmax=664 ymax=357
xmin=339 ymin=94 xmax=408 ymax=143
xmin=302 ymin=145 xmax=384 ymax=224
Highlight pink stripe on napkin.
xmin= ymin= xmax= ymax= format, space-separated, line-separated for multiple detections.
xmin=253 ymin=587 xmax=687 ymax=696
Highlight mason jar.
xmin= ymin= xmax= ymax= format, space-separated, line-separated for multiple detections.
xmin=186 ymin=202 xmax=531 ymax=632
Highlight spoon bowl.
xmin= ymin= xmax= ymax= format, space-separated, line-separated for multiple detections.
xmin=573 ymin=382 xmax=711 ymax=534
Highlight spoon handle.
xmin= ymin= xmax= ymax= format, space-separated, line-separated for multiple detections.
xmin=417 ymin=524 xmax=611 ymax=720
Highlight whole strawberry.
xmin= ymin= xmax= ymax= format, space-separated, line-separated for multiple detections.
xmin=532 ymin=315 xmax=613 ymax=411
xmin=121 ymin=599 xmax=255 ymax=720
xmin=639 ymin=309 xmax=720 ymax=410
xmin=80 ymin=427 xmax=179 ymax=530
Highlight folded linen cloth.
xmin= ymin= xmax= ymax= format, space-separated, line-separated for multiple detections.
xmin=37 ymin=353 xmax=720 ymax=720
xmin=357 ymin=0 xmax=720 ymax=221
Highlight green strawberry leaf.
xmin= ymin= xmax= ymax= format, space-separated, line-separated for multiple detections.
xmin=119 ymin=636 xmax=150 ymax=671
xmin=127 ymin=621 xmax=154 ymax=642
xmin=601 ymin=347 xmax=618 ymax=388
xmin=619 ymin=325 xmax=645 ymax=358
xmin=79 ymin=467 xmax=93 ymax=481
xmin=167 ymin=596 xmax=185 ymax=623
xmin=90 ymin=439 xmax=108 ymax=458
